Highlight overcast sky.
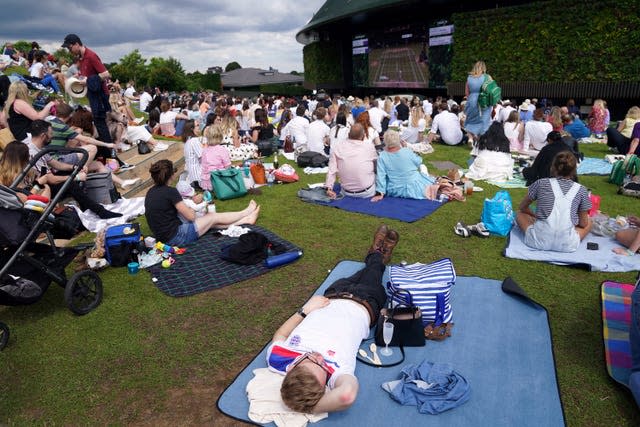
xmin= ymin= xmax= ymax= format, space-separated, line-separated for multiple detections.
xmin=0 ymin=0 xmax=326 ymax=73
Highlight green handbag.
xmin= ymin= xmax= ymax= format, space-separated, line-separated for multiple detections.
xmin=210 ymin=168 xmax=247 ymax=200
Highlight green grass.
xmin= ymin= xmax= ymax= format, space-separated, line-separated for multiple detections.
xmin=1 ymin=141 xmax=639 ymax=425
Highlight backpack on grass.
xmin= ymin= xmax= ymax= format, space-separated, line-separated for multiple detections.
xmin=477 ymin=75 xmax=501 ymax=109
xmin=609 ymin=155 xmax=640 ymax=186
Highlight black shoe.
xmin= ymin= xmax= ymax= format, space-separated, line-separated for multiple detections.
xmin=119 ymin=163 xmax=135 ymax=172
xmin=96 ymin=208 xmax=122 ymax=219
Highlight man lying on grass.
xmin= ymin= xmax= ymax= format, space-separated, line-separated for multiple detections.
xmin=266 ymin=224 xmax=399 ymax=413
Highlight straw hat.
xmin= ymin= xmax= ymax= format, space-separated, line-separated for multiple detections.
xmin=65 ymin=76 xmax=87 ymax=99
xmin=519 ymin=101 xmax=530 ymax=111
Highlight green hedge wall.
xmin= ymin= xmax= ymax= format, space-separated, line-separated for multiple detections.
xmin=303 ymin=41 xmax=343 ymax=85
xmin=451 ymin=0 xmax=640 ymax=83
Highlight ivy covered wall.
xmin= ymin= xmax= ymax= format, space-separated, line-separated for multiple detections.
xmin=303 ymin=41 xmax=344 ymax=86
xmin=450 ymin=0 xmax=640 ymax=83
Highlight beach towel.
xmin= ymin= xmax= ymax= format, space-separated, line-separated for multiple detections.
xmin=601 ymin=280 xmax=634 ymax=387
xmin=218 ymin=261 xmax=565 ymax=426
xmin=148 ymin=225 xmax=301 ymax=297
xmin=577 ymin=157 xmax=612 ymax=175
xmin=504 ymin=228 xmax=640 ymax=272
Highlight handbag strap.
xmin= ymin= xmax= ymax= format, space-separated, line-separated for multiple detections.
xmin=433 ymin=293 xmax=445 ymax=326
xmin=214 ymin=169 xmax=241 ymax=192
xmin=356 ymin=338 xmax=405 ymax=368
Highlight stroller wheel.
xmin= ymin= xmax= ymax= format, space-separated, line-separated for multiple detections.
xmin=0 ymin=322 xmax=9 ymax=350
xmin=64 ymin=270 xmax=103 ymax=315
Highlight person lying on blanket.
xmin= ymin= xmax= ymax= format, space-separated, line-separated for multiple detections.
xmin=144 ymin=159 xmax=260 ymax=246
xmin=516 ymin=151 xmax=592 ymax=253
xmin=266 ymin=224 xmax=399 ymax=413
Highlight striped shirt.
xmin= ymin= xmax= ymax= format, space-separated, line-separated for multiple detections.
xmin=47 ymin=117 xmax=78 ymax=147
xmin=528 ymin=177 xmax=591 ymax=225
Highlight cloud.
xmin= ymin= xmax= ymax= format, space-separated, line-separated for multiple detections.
xmin=0 ymin=0 xmax=325 ymax=73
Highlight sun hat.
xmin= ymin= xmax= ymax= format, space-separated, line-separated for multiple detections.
xmin=176 ymin=181 xmax=195 ymax=198
xmin=519 ymin=101 xmax=530 ymax=111
xmin=65 ymin=76 xmax=87 ymax=98
xmin=347 ymin=95 xmax=355 ymax=102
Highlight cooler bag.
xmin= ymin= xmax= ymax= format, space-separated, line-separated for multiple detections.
xmin=105 ymin=223 xmax=141 ymax=267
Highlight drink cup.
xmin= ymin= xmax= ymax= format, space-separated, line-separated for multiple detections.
xmin=127 ymin=262 xmax=139 ymax=275
xmin=464 ymin=181 xmax=473 ymax=196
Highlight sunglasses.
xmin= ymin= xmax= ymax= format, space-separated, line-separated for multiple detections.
xmin=292 ymin=352 xmax=332 ymax=384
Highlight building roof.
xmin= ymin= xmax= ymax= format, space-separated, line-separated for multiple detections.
xmin=297 ymin=0 xmax=414 ymax=43
xmin=220 ymin=68 xmax=303 ymax=88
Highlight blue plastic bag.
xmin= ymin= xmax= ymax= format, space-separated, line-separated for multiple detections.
xmin=481 ymin=190 xmax=514 ymax=236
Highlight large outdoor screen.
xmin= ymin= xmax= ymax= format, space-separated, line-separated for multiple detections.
xmin=352 ymin=21 xmax=453 ymax=89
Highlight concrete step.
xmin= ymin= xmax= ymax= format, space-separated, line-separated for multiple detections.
xmin=114 ymin=140 xmax=184 ymax=198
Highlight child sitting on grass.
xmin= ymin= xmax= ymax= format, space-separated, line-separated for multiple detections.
xmin=199 ymin=124 xmax=231 ymax=191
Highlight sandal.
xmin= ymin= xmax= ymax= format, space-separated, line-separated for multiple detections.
xmin=468 ymin=222 xmax=490 ymax=238
xmin=454 ymin=221 xmax=470 ymax=238
xmin=424 ymin=322 xmax=454 ymax=341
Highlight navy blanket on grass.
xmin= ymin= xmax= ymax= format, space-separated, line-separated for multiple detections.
xmin=217 ymin=261 xmax=565 ymax=426
xmin=303 ymin=184 xmax=442 ymax=223
xmin=148 ymin=225 xmax=301 ymax=297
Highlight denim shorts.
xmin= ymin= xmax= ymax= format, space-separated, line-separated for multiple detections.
xmin=167 ymin=222 xmax=199 ymax=246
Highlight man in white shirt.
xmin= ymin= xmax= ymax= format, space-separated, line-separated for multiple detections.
xmin=367 ymin=100 xmax=389 ymax=134
xmin=266 ymin=224 xmax=399 ymax=414
xmin=123 ymin=81 xmax=137 ymax=101
xmin=523 ymin=108 xmax=553 ymax=151
xmin=282 ymin=105 xmax=310 ymax=149
xmin=422 ymin=98 xmax=433 ymax=118
xmin=427 ymin=102 xmax=465 ymax=146
xmin=497 ymin=100 xmax=516 ymax=123
xmin=306 ymin=107 xmax=330 ymax=153
xmin=139 ymin=86 xmax=153 ymax=112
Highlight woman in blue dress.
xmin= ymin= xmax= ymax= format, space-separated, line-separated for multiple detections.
xmin=464 ymin=61 xmax=492 ymax=142
xmin=371 ymin=130 xmax=436 ymax=201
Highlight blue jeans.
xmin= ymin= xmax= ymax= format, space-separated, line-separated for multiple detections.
xmin=40 ymin=74 xmax=60 ymax=93
xmin=167 ymin=222 xmax=199 ymax=246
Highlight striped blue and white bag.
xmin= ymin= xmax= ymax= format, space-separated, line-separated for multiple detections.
xmin=387 ymin=258 xmax=456 ymax=326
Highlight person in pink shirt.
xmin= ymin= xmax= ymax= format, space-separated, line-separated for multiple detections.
xmin=200 ymin=124 xmax=231 ymax=190
xmin=325 ymin=123 xmax=378 ymax=199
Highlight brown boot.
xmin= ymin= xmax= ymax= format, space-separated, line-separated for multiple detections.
xmin=368 ymin=224 xmax=388 ymax=254
xmin=381 ymin=230 xmax=399 ymax=264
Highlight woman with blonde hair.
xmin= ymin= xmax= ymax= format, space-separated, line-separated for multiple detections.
xmin=0 ymin=140 xmax=51 ymax=202
xmin=463 ymin=60 xmax=492 ymax=142
xmin=401 ymin=105 xmax=426 ymax=144
xmin=4 ymin=81 xmax=56 ymax=141
xmin=199 ymin=124 xmax=231 ymax=191
xmin=504 ymin=110 xmax=524 ymax=152
xmin=220 ymin=109 xmax=257 ymax=161
xmin=588 ymin=99 xmax=607 ymax=137
xmin=607 ymin=105 xmax=640 ymax=154
xmin=546 ymin=106 xmax=563 ymax=132
xmin=355 ymin=110 xmax=381 ymax=146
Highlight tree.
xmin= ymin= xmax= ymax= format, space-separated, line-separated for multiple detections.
xmin=110 ymin=50 xmax=147 ymax=87
xmin=225 ymin=61 xmax=241 ymax=72
xmin=146 ymin=56 xmax=186 ymax=91
xmin=290 ymin=71 xmax=300 ymax=76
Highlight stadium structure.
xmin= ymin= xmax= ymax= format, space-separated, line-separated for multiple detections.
xmin=296 ymin=0 xmax=640 ymax=111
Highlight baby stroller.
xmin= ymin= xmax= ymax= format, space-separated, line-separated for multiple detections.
xmin=0 ymin=147 xmax=103 ymax=350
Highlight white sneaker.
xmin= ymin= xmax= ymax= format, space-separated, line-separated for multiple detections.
xmin=133 ymin=117 xmax=144 ymax=124
xmin=121 ymin=178 xmax=140 ymax=189
xmin=153 ymin=142 xmax=169 ymax=151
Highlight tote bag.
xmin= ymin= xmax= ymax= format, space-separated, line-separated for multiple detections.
xmin=387 ymin=258 xmax=456 ymax=326
xmin=210 ymin=168 xmax=247 ymax=200
xmin=481 ymin=190 xmax=515 ymax=236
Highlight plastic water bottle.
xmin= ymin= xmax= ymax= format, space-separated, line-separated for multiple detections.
xmin=265 ymin=251 xmax=303 ymax=268
xmin=267 ymin=171 xmax=275 ymax=186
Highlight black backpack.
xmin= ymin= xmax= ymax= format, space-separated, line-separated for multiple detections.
xmin=297 ymin=151 xmax=329 ymax=168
